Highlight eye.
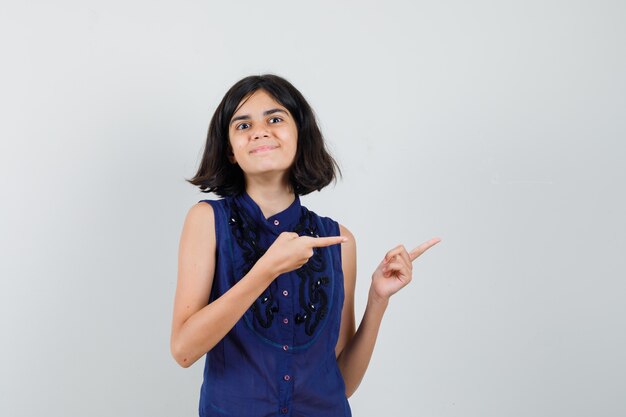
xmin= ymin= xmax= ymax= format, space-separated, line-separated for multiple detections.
xmin=269 ymin=116 xmax=283 ymax=124
xmin=236 ymin=122 xmax=250 ymax=130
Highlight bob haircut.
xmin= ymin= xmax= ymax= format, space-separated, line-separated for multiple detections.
xmin=187 ymin=74 xmax=340 ymax=197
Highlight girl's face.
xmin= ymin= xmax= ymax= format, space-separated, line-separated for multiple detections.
xmin=228 ymin=89 xmax=298 ymax=181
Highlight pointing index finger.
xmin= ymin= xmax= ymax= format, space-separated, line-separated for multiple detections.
xmin=408 ymin=237 xmax=442 ymax=261
xmin=304 ymin=235 xmax=348 ymax=248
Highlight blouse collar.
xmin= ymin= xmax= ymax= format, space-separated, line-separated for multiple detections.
xmin=236 ymin=191 xmax=302 ymax=235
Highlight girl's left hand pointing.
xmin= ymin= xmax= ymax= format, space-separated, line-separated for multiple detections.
xmin=370 ymin=237 xmax=442 ymax=302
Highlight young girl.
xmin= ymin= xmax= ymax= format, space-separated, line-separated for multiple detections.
xmin=170 ymin=74 xmax=441 ymax=417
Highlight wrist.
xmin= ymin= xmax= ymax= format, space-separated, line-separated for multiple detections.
xmin=367 ymin=287 xmax=390 ymax=309
xmin=251 ymin=258 xmax=279 ymax=283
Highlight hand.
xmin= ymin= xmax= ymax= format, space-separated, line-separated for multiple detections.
xmin=370 ymin=237 xmax=442 ymax=302
xmin=258 ymin=232 xmax=347 ymax=278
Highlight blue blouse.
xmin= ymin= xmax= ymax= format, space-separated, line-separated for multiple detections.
xmin=197 ymin=192 xmax=351 ymax=417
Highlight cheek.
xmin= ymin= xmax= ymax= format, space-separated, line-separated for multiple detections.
xmin=227 ymin=137 xmax=245 ymax=162
xmin=286 ymin=128 xmax=298 ymax=150
xmin=228 ymin=135 xmax=245 ymax=152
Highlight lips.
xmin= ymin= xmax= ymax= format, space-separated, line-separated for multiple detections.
xmin=250 ymin=145 xmax=278 ymax=154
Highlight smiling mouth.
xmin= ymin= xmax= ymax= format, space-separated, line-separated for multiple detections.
xmin=250 ymin=145 xmax=278 ymax=154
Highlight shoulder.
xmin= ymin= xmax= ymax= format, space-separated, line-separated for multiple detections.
xmin=188 ymin=200 xmax=215 ymax=223
xmin=181 ymin=200 xmax=218 ymax=240
xmin=190 ymin=196 xmax=232 ymax=218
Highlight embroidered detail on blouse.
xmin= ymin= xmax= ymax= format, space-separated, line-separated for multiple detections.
xmin=293 ymin=210 xmax=330 ymax=336
xmin=228 ymin=197 xmax=277 ymax=328
xmin=226 ymin=196 xmax=331 ymax=336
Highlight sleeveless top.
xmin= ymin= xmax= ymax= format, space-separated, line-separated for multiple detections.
xmin=197 ymin=192 xmax=352 ymax=417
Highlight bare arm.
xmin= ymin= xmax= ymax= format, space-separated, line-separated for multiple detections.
xmin=335 ymin=224 xmax=441 ymax=397
xmin=170 ymin=202 xmax=278 ymax=368
xmin=338 ymin=295 xmax=388 ymax=398
xmin=335 ymin=224 xmax=388 ymax=398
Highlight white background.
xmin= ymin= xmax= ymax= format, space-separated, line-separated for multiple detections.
xmin=1 ymin=1 xmax=625 ymax=416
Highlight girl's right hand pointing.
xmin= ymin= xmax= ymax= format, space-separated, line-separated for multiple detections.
xmin=258 ymin=232 xmax=347 ymax=278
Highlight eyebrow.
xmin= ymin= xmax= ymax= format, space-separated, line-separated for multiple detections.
xmin=229 ymin=108 xmax=288 ymax=126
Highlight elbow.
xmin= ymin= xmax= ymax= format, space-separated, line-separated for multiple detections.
xmin=170 ymin=340 xmax=194 ymax=368
xmin=345 ymin=384 xmax=359 ymax=399
xmin=175 ymin=356 xmax=193 ymax=368
xmin=171 ymin=338 xmax=213 ymax=368
xmin=173 ymin=353 xmax=193 ymax=368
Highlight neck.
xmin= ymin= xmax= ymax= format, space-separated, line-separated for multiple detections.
xmin=245 ymin=175 xmax=296 ymax=219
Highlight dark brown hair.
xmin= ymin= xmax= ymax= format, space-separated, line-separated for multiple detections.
xmin=187 ymin=74 xmax=341 ymax=197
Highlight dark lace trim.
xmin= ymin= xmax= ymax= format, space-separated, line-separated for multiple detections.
xmin=227 ymin=196 xmax=330 ymax=335
xmin=293 ymin=210 xmax=330 ymax=336
xmin=228 ymin=197 xmax=276 ymax=328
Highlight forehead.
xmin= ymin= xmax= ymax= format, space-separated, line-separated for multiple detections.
xmin=232 ymin=89 xmax=286 ymax=116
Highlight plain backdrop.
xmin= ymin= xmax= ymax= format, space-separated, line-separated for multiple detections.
xmin=1 ymin=0 xmax=625 ymax=416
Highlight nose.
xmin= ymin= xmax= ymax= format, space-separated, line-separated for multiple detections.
xmin=251 ymin=125 xmax=270 ymax=140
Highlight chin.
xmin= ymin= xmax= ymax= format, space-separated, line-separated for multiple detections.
xmin=243 ymin=163 xmax=290 ymax=175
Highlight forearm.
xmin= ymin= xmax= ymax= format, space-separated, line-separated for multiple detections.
xmin=337 ymin=287 xmax=389 ymax=397
xmin=172 ymin=262 xmax=276 ymax=367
